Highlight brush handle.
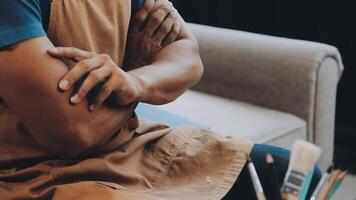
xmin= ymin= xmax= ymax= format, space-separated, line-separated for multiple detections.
xmin=282 ymin=193 xmax=299 ymax=200
xmin=299 ymin=170 xmax=314 ymax=200
xmin=248 ymin=162 xmax=264 ymax=192
xmin=327 ymin=181 xmax=341 ymax=200
xmin=310 ymin=173 xmax=328 ymax=200
xmin=317 ymin=172 xmax=339 ymax=200
xmin=256 ymin=192 xmax=266 ymax=200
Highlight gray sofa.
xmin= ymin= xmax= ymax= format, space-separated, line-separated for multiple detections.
xmin=152 ymin=23 xmax=344 ymax=169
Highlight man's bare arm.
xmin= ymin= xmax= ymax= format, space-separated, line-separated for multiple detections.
xmin=46 ymin=3 xmax=203 ymax=107
xmin=0 ymin=37 xmax=134 ymax=158
xmin=128 ymin=16 xmax=204 ymax=105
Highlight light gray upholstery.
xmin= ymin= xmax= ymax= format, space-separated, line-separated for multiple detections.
xmin=158 ymin=90 xmax=306 ymax=147
xmin=158 ymin=23 xmax=343 ymax=169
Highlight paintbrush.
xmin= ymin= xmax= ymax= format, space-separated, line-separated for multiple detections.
xmin=317 ymin=170 xmax=341 ymax=200
xmin=280 ymin=140 xmax=321 ymax=200
xmin=310 ymin=165 xmax=333 ymax=200
xmin=310 ymin=173 xmax=328 ymax=200
xmin=247 ymin=156 xmax=266 ymax=200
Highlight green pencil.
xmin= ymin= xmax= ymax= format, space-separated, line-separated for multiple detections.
xmin=327 ymin=170 xmax=348 ymax=200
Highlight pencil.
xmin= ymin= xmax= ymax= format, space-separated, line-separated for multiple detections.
xmin=247 ymin=156 xmax=266 ymax=200
xmin=317 ymin=170 xmax=341 ymax=200
xmin=266 ymin=154 xmax=282 ymax=200
xmin=327 ymin=170 xmax=348 ymax=200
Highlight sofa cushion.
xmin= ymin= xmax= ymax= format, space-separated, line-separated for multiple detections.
xmin=143 ymin=90 xmax=307 ymax=148
xmin=136 ymin=103 xmax=208 ymax=128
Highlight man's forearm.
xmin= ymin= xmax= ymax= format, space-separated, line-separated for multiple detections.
xmin=123 ymin=2 xmax=203 ymax=105
xmin=128 ymin=36 xmax=203 ymax=105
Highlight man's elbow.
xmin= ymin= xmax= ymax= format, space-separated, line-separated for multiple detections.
xmin=189 ymin=39 xmax=204 ymax=85
xmin=178 ymin=26 xmax=204 ymax=83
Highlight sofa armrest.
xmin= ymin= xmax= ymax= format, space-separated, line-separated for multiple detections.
xmin=188 ymin=23 xmax=344 ymax=167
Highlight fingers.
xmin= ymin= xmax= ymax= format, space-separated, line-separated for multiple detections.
xmin=50 ymin=49 xmax=122 ymax=110
xmin=48 ymin=47 xmax=94 ymax=61
xmin=151 ymin=0 xmax=168 ymax=10
xmin=70 ymin=67 xmax=112 ymax=105
xmin=153 ymin=13 xmax=175 ymax=42
xmin=132 ymin=0 xmax=154 ymax=32
xmin=91 ymin=79 xmax=116 ymax=111
xmin=144 ymin=4 xmax=171 ymax=37
xmin=161 ymin=19 xmax=180 ymax=47
xmin=58 ymin=54 xmax=109 ymax=91
xmin=145 ymin=0 xmax=180 ymax=45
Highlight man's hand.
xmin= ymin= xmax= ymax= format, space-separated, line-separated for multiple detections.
xmin=48 ymin=47 xmax=144 ymax=110
xmin=124 ymin=0 xmax=181 ymax=68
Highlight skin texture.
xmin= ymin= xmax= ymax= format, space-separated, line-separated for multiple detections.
xmin=125 ymin=0 xmax=181 ymax=68
xmin=47 ymin=48 xmax=144 ymax=110
xmin=48 ymin=15 xmax=202 ymax=108
xmin=0 ymin=37 xmax=136 ymax=158
xmin=0 ymin=0 xmax=203 ymax=158
xmin=124 ymin=0 xmax=203 ymax=105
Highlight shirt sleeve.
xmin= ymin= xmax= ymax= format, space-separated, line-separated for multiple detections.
xmin=0 ymin=0 xmax=46 ymax=49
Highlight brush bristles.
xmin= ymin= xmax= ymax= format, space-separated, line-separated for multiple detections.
xmin=288 ymin=140 xmax=321 ymax=175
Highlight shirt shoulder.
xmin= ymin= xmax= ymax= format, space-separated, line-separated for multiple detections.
xmin=0 ymin=0 xmax=46 ymax=49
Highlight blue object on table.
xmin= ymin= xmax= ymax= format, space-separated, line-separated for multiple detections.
xmin=136 ymin=103 xmax=208 ymax=128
